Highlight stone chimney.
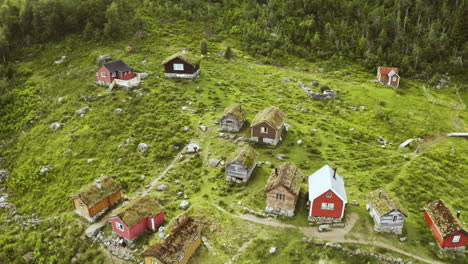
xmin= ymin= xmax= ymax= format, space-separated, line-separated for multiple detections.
xmin=96 ymin=179 xmax=102 ymax=190
xmin=182 ymin=48 xmax=187 ymax=54
xmin=457 ymin=210 xmax=461 ymax=218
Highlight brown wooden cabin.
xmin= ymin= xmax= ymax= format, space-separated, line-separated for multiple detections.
xmin=251 ymin=106 xmax=285 ymax=146
xmin=377 ymin=66 xmax=400 ymax=88
xmin=71 ymin=176 xmax=122 ymax=222
xmin=142 ymin=217 xmax=201 ymax=264
xmin=220 ymin=104 xmax=247 ymax=132
xmin=265 ymin=163 xmax=303 ymax=217
xmin=225 ymin=146 xmax=258 ymax=183
xmin=162 ymin=49 xmax=201 ymax=78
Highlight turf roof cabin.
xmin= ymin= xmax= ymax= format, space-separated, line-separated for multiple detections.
xmin=377 ymin=66 xmax=400 ymax=89
xmin=265 ymin=163 xmax=303 ymax=217
xmin=225 ymin=146 xmax=259 ymax=183
xmin=96 ymin=59 xmax=135 ymax=86
xmin=71 ymin=176 xmax=122 ymax=222
xmin=250 ymin=106 xmax=286 ymax=146
xmin=423 ymin=200 xmax=467 ymax=251
xmin=220 ymin=104 xmax=247 ymax=132
xmin=366 ymin=188 xmax=408 ymax=235
xmin=142 ymin=217 xmax=201 ymax=264
xmin=162 ymin=49 xmax=201 ymax=78
xmin=110 ymin=195 xmax=165 ymax=241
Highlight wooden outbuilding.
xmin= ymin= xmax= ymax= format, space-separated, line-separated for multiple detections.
xmin=220 ymin=104 xmax=247 ymax=132
xmin=250 ymin=107 xmax=285 ymax=146
xmin=377 ymin=66 xmax=400 ymax=88
xmin=265 ymin=163 xmax=303 ymax=217
xmin=110 ymin=195 xmax=165 ymax=241
xmin=71 ymin=176 xmax=122 ymax=222
xmin=142 ymin=217 xmax=201 ymax=264
xmin=308 ymin=165 xmax=347 ymax=222
xmin=162 ymin=49 xmax=201 ymax=78
xmin=225 ymin=146 xmax=259 ymax=183
xmin=367 ymin=188 xmax=407 ymax=234
xmin=96 ymin=59 xmax=135 ymax=86
xmin=424 ymin=200 xmax=467 ymax=251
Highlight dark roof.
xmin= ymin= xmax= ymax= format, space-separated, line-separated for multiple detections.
xmin=378 ymin=66 xmax=398 ymax=75
xmin=251 ymin=107 xmax=285 ymax=130
xmin=424 ymin=200 xmax=467 ymax=238
xmin=227 ymin=146 xmax=259 ymax=168
xmin=162 ymin=51 xmax=201 ymax=65
xmin=103 ymin=59 xmax=133 ymax=72
xmin=221 ymin=104 xmax=247 ymax=121
xmin=265 ymin=163 xmax=303 ymax=195
xmin=111 ymin=195 xmax=164 ymax=227
xmin=73 ymin=176 xmax=121 ymax=207
xmin=367 ymin=188 xmax=407 ymax=217
xmin=142 ymin=217 xmax=200 ymax=263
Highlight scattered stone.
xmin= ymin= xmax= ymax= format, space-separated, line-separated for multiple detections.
xmin=429 ymin=242 xmax=435 ymax=246
xmin=200 ymin=125 xmax=207 ymax=132
xmin=138 ymin=143 xmax=149 ymax=152
xmin=139 ymin=72 xmax=149 ymax=80
xmin=311 ymin=81 xmax=319 ymax=86
xmin=183 ymin=126 xmax=189 ymax=131
xmin=332 ymin=223 xmax=345 ymax=228
xmin=57 ymin=97 xmax=64 ymax=103
xmin=209 ymin=159 xmax=220 ymax=168
xmin=76 ymin=106 xmax=90 ymax=116
xmin=187 ymin=143 xmax=200 ymax=153
xmin=177 ymin=191 xmax=183 ymax=197
xmin=116 ymin=158 xmax=122 ymax=162
xmin=156 ymin=184 xmax=168 ymax=191
xmin=264 ymin=161 xmax=272 ymax=168
xmin=39 ymin=165 xmax=53 ymax=175
xmin=450 ymin=147 xmax=456 ymax=154
xmin=269 ymin=247 xmax=276 ymax=254
xmin=297 ymin=81 xmax=337 ymax=100
xmin=0 ymin=170 xmax=9 ymax=184
xmin=317 ymin=68 xmax=324 ymax=73
xmin=297 ymin=140 xmax=303 ymax=145
xmin=351 ymin=200 xmax=359 ymax=206
xmin=114 ymin=108 xmax=123 ymax=114
xmin=49 ymin=122 xmax=63 ymax=130
xmin=399 ymin=237 xmax=407 ymax=242
xmin=318 ymin=224 xmax=332 ymax=232
xmin=275 ymin=154 xmax=288 ymax=161
xmin=54 ymin=56 xmax=66 ymax=64
xmin=182 ymin=106 xmax=188 ymax=111
xmin=377 ymin=137 xmax=387 ymax=144
xmin=349 ymin=128 xmax=355 ymax=131
xmin=87 ymin=158 xmax=94 ymax=163
xmin=180 ymin=200 xmax=190 ymax=209
xmin=23 ymin=252 xmax=34 ymax=261
xmin=216 ymin=82 xmax=224 ymax=86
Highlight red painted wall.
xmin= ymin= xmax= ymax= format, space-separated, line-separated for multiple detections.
xmin=309 ymin=189 xmax=344 ymax=218
xmin=424 ymin=211 xmax=444 ymax=246
xmin=119 ymin=71 xmax=135 ymax=80
xmin=425 ymin=212 xmax=467 ymax=248
xmin=111 ymin=211 xmax=165 ymax=241
xmin=111 ymin=217 xmax=131 ymax=239
xmin=96 ymin=66 xmax=111 ymax=83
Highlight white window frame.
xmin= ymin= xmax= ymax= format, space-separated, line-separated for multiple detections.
xmin=79 ymin=202 xmax=84 ymax=209
xmin=321 ymin=203 xmax=334 ymax=210
xmin=101 ymin=72 xmax=107 ymax=77
xmin=452 ymin=235 xmax=461 ymax=243
xmin=178 ymin=252 xmax=185 ymax=261
xmin=173 ymin=63 xmax=184 ymax=71
xmin=116 ymin=222 xmax=124 ymax=231
xmin=392 ymin=77 xmax=396 ymax=81
xmin=326 ymin=192 xmax=332 ymax=198
xmin=151 ymin=260 xmax=159 ymax=264
xmin=260 ymin=127 xmax=268 ymax=134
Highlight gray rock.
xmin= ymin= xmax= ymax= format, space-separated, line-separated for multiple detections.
xmin=311 ymin=81 xmax=319 ymax=86
xmin=318 ymin=224 xmax=332 ymax=232
xmin=76 ymin=106 xmax=90 ymax=115
xmin=399 ymin=237 xmax=407 ymax=242
xmin=187 ymin=143 xmax=200 ymax=153
xmin=216 ymin=82 xmax=224 ymax=86
xmin=351 ymin=200 xmax=359 ymax=206
xmin=209 ymin=159 xmax=220 ymax=167
xmin=0 ymin=170 xmax=9 ymax=184
xmin=57 ymin=97 xmax=64 ymax=103
xmin=264 ymin=161 xmax=272 ymax=167
xmin=297 ymin=140 xmax=303 ymax=145
xmin=269 ymin=247 xmax=276 ymax=254
xmin=114 ymin=108 xmax=123 ymax=114
xmin=182 ymin=106 xmax=188 ymax=111
xmin=139 ymin=72 xmax=149 ymax=80
xmin=275 ymin=154 xmax=288 ymax=161
xmin=138 ymin=143 xmax=149 ymax=152
xmin=49 ymin=122 xmax=63 ymax=130
xmin=317 ymin=68 xmax=324 ymax=73
xmin=177 ymin=191 xmax=183 ymax=197
xmin=180 ymin=200 xmax=190 ymax=209
xmin=39 ymin=165 xmax=53 ymax=175
xmin=377 ymin=137 xmax=387 ymax=144
xmin=23 ymin=252 xmax=34 ymax=261
xmin=156 ymin=184 xmax=168 ymax=191
xmin=183 ymin=126 xmax=189 ymax=131
xmin=200 ymin=125 xmax=207 ymax=132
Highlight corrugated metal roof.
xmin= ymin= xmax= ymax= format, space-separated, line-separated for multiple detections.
xmin=308 ymin=165 xmax=347 ymax=203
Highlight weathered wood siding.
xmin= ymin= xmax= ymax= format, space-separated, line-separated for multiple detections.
xmin=143 ymin=230 xmax=201 ymax=264
xmin=220 ymin=114 xmax=244 ymax=132
xmin=88 ymin=189 xmax=122 ymax=217
xmin=266 ymin=185 xmax=297 ymax=212
xmin=369 ymin=207 xmax=405 ymax=234
xmin=389 ymin=76 xmax=399 ymax=88
xmin=251 ymin=121 xmax=277 ymax=140
xmin=164 ymin=57 xmax=199 ymax=74
xmin=226 ymin=161 xmax=249 ymax=180
xmin=73 ymin=197 xmax=90 ymax=218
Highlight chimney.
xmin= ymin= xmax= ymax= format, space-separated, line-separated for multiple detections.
xmin=182 ymin=48 xmax=187 ymax=54
xmin=333 ymin=167 xmax=337 ymax=179
xmin=96 ymin=179 xmax=102 ymax=190
xmin=457 ymin=210 xmax=461 ymax=218
xmin=239 ymin=104 xmax=242 ymax=112
xmin=275 ymin=167 xmax=278 ymax=175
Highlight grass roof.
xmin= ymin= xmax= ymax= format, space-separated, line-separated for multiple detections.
xmin=162 ymin=51 xmax=201 ymax=65
xmin=227 ymin=145 xmax=259 ymax=168
xmin=367 ymin=188 xmax=406 ymax=217
xmin=112 ymin=195 xmax=164 ymax=227
xmin=265 ymin=162 xmax=303 ymax=195
xmin=74 ymin=176 xmax=121 ymax=207
xmin=142 ymin=217 xmax=200 ymax=262
xmin=251 ymin=106 xmax=285 ymax=130
xmin=424 ymin=200 xmax=466 ymax=238
xmin=221 ymin=104 xmax=247 ymax=121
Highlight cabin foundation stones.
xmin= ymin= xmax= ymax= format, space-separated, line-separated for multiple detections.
xmin=225 ymin=146 xmax=259 ymax=183
xmin=297 ymin=81 xmax=337 ymax=100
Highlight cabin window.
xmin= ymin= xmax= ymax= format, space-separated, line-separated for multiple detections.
xmin=326 ymin=192 xmax=332 ymax=198
xmin=260 ymin=127 xmax=268 ymax=134
xmin=225 ymin=120 xmax=233 ymax=124
xmin=151 ymin=260 xmax=159 ymax=264
xmin=178 ymin=252 xmax=185 ymax=262
xmin=174 ymin=63 xmax=184 ymax=71
xmin=276 ymin=194 xmax=285 ymax=201
xmin=452 ymin=235 xmax=461 ymax=243
xmin=79 ymin=202 xmax=84 ymax=209
xmin=111 ymin=72 xmax=116 ymax=77
xmin=392 ymin=77 xmax=396 ymax=82
xmin=392 ymin=215 xmax=398 ymax=222
xmin=116 ymin=222 xmax=124 ymax=231
xmin=321 ymin=203 xmax=334 ymax=210
xmin=101 ymin=72 xmax=107 ymax=77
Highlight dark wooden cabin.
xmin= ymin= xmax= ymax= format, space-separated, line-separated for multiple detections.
xmin=162 ymin=49 xmax=201 ymax=78
xmin=250 ymin=107 xmax=285 ymax=146
xmin=220 ymin=104 xmax=247 ymax=132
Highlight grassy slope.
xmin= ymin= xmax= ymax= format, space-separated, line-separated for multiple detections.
xmin=0 ymin=19 xmax=467 ymax=264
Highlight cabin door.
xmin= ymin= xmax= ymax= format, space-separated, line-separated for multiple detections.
xmin=258 ymin=137 xmax=263 ymax=143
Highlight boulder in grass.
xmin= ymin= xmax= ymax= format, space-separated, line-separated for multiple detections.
xmin=49 ymin=122 xmax=63 ymax=130
xmin=138 ymin=143 xmax=149 ymax=152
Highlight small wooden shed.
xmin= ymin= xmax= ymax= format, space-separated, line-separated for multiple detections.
xmin=225 ymin=146 xmax=259 ymax=183
xmin=71 ymin=176 xmax=122 ymax=222
xmin=265 ymin=163 xmax=303 ymax=217
xmin=162 ymin=49 xmax=201 ymax=78
xmin=220 ymin=104 xmax=247 ymax=132
xmin=142 ymin=217 xmax=201 ymax=264
xmin=377 ymin=67 xmax=400 ymax=88
xmin=367 ymin=188 xmax=407 ymax=234
xmin=250 ymin=107 xmax=286 ymax=146
xmin=110 ymin=195 xmax=165 ymax=241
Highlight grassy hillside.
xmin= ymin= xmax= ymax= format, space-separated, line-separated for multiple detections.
xmin=0 ymin=19 xmax=467 ymax=264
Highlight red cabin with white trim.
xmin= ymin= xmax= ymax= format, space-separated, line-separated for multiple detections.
xmin=96 ymin=59 xmax=134 ymax=86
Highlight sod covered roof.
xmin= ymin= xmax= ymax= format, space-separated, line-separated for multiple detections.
xmin=227 ymin=146 xmax=259 ymax=168
xmin=162 ymin=51 xmax=201 ymax=65
xmin=424 ymin=200 xmax=467 ymax=238
xmin=112 ymin=195 xmax=164 ymax=227
xmin=367 ymin=188 xmax=407 ymax=217
xmin=142 ymin=217 xmax=200 ymax=263
xmin=221 ymin=104 xmax=247 ymax=121
xmin=74 ymin=176 xmax=121 ymax=207
xmin=251 ymin=106 xmax=285 ymax=130
xmin=265 ymin=162 xmax=303 ymax=195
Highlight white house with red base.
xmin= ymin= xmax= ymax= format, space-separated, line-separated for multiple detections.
xmin=308 ymin=165 xmax=347 ymax=223
xmin=377 ymin=67 xmax=400 ymax=89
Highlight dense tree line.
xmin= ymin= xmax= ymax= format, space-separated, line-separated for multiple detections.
xmin=0 ymin=0 xmax=466 ymax=76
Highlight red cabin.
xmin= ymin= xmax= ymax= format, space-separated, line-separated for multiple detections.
xmin=308 ymin=165 xmax=347 ymax=222
xmin=110 ymin=196 xmax=165 ymax=241
xmin=377 ymin=66 xmax=400 ymax=88
xmin=96 ymin=59 xmax=135 ymax=86
xmin=424 ymin=200 xmax=467 ymax=250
